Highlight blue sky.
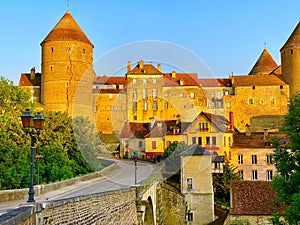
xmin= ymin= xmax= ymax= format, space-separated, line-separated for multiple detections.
xmin=1 ymin=0 xmax=300 ymax=84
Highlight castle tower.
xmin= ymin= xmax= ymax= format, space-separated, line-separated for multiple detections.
xmin=249 ymin=48 xmax=278 ymax=75
xmin=280 ymin=22 xmax=300 ymax=96
xmin=41 ymin=11 xmax=95 ymax=117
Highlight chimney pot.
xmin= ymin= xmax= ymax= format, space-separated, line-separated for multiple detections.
xmin=139 ymin=60 xmax=144 ymax=70
xmin=157 ymin=64 xmax=161 ymax=72
xmin=127 ymin=61 xmax=131 ymax=73
xmin=30 ymin=67 xmax=35 ymax=80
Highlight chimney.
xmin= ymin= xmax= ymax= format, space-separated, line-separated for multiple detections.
xmin=246 ymin=124 xmax=251 ymax=136
xmin=127 ymin=61 xmax=131 ymax=73
xmin=157 ymin=64 xmax=161 ymax=72
xmin=30 ymin=67 xmax=35 ymax=80
xmin=171 ymin=71 xmax=176 ymax=78
xmin=229 ymin=112 xmax=234 ymax=130
xmin=139 ymin=60 xmax=144 ymax=70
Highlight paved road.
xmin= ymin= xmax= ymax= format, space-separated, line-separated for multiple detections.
xmin=0 ymin=159 xmax=155 ymax=214
xmin=52 ymin=159 xmax=155 ymax=200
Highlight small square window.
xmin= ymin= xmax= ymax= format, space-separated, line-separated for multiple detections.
xmin=187 ymin=212 xmax=193 ymax=221
xmin=187 ymin=178 xmax=193 ymax=190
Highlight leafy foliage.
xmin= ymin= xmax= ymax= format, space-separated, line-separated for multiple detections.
xmin=162 ymin=142 xmax=188 ymax=172
xmin=0 ymin=78 xmax=96 ymax=190
xmin=271 ymin=94 xmax=300 ymax=224
xmin=213 ymin=160 xmax=242 ymax=205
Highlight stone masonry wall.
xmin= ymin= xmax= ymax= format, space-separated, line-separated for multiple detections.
xmin=159 ymin=182 xmax=185 ymax=225
xmin=37 ymin=188 xmax=138 ymax=225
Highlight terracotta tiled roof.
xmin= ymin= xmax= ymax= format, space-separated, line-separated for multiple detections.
xmin=41 ymin=12 xmax=93 ymax=46
xmin=281 ymin=21 xmax=300 ymax=50
xmin=232 ymin=132 xmax=288 ymax=148
xmin=198 ymin=78 xmax=231 ymax=87
xmin=231 ymin=181 xmax=281 ymax=215
xmin=249 ymin=49 xmax=278 ymax=75
xmin=94 ymin=76 xmax=126 ymax=86
xmin=127 ymin=62 xmax=163 ymax=75
xmin=163 ymin=73 xmax=199 ymax=86
xmin=97 ymin=89 xmax=123 ymax=94
xmin=269 ymin=65 xmax=282 ymax=75
xmin=144 ymin=126 xmax=164 ymax=138
xmin=120 ymin=122 xmax=150 ymax=139
xmin=18 ymin=73 xmax=41 ymax=86
xmin=232 ymin=74 xmax=287 ymax=86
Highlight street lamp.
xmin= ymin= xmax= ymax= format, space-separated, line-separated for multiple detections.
xmin=21 ymin=109 xmax=44 ymax=203
xmin=133 ymin=154 xmax=138 ymax=185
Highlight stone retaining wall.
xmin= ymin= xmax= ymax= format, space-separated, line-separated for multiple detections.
xmin=37 ymin=188 xmax=138 ymax=225
xmin=0 ymin=161 xmax=117 ymax=203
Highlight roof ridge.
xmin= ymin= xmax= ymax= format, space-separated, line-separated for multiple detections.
xmin=249 ymin=49 xmax=278 ymax=75
xmin=41 ymin=12 xmax=93 ymax=46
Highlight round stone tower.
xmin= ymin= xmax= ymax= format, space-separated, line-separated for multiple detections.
xmin=280 ymin=22 xmax=300 ymax=97
xmin=41 ymin=11 xmax=95 ymax=117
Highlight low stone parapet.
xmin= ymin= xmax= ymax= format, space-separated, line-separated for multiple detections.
xmin=0 ymin=161 xmax=117 ymax=203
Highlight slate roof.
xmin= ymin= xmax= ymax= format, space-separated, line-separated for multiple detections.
xmin=18 ymin=73 xmax=41 ymax=86
xmin=231 ymin=181 xmax=281 ymax=215
xmin=186 ymin=112 xmax=231 ymax=133
xmin=41 ymin=12 xmax=93 ymax=46
xmin=248 ymin=49 xmax=278 ymax=75
xmin=281 ymin=21 xmax=300 ymax=50
xmin=181 ymin=144 xmax=210 ymax=156
xmin=232 ymin=74 xmax=287 ymax=86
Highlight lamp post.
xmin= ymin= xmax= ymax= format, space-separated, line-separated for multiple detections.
xmin=35 ymin=155 xmax=43 ymax=185
xmin=21 ymin=109 xmax=44 ymax=203
xmin=133 ymin=154 xmax=138 ymax=185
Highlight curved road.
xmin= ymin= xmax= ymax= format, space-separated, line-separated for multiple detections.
xmin=52 ymin=159 xmax=155 ymax=200
xmin=0 ymin=159 xmax=156 ymax=215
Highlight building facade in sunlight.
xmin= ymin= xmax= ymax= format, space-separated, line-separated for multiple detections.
xmin=17 ymin=12 xmax=300 ymax=180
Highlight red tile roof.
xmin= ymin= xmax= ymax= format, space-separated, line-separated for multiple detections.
xmin=198 ymin=78 xmax=231 ymax=87
xmin=41 ymin=12 xmax=93 ymax=46
xmin=94 ymin=75 xmax=126 ymax=86
xmin=232 ymin=74 xmax=286 ymax=86
xmin=163 ymin=73 xmax=199 ymax=86
xmin=249 ymin=49 xmax=278 ymax=75
xmin=120 ymin=123 xmax=150 ymax=139
xmin=232 ymin=132 xmax=288 ymax=148
xmin=281 ymin=21 xmax=300 ymax=50
xmin=144 ymin=126 xmax=164 ymax=138
xmin=18 ymin=73 xmax=41 ymax=86
xmin=231 ymin=181 xmax=281 ymax=215
xmin=127 ymin=62 xmax=163 ymax=75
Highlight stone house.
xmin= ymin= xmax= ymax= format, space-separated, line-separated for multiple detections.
xmin=230 ymin=131 xmax=288 ymax=181
xmin=180 ymin=144 xmax=224 ymax=225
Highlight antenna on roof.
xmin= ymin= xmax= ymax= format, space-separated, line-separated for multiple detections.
xmin=66 ymin=0 xmax=70 ymax=12
xmin=264 ymin=42 xmax=267 ymax=49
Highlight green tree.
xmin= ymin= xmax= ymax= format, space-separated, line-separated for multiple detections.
xmin=213 ymin=160 xmax=241 ymax=205
xmin=0 ymin=77 xmax=96 ymax=189
xmin=271 ymin=94 xmax=300 ymax=224
xmin=37 ymin=111 xmax=95 ymax=183
xmin=0 ymin=77 xmax=32 ymax=189
xmin=162 ymin=142 xmax=188 ymax=172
